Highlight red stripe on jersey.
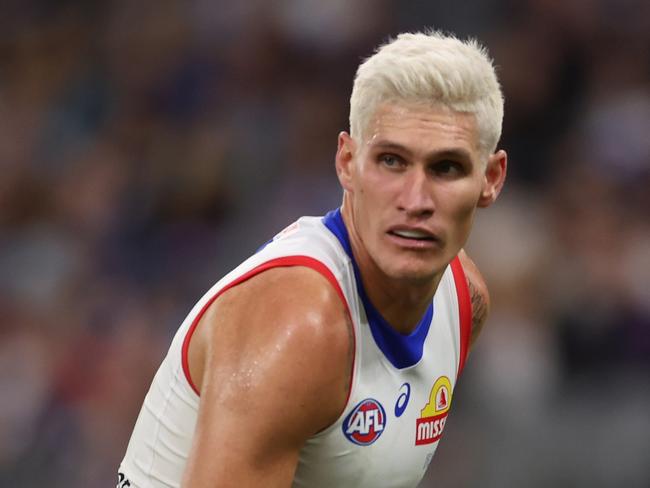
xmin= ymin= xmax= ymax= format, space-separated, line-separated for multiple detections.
xmin=181 ymin=256 xmax=356 ymax=416
xmin=450 ymin=256 xmax=472 ymax=377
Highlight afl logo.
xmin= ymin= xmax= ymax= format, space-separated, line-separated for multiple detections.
xmin=342 ymin=398 xmax=386 ymax=446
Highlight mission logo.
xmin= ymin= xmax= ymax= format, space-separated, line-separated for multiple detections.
xmin=415 ymin=376 xmax=452 ymax=445
xmin=343 ymin=398 xmax=386 ymax=446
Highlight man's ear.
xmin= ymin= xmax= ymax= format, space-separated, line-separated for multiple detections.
xmin=478 ymin=149 xmax=507 ymax=208
xmin=335 ymin=132 xmax=356 ymax=192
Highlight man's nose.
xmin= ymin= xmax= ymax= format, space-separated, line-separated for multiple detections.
xmin=396 ymin=167 xmax=435 ymax=218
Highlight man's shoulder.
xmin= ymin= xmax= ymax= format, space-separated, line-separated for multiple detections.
xmin=220 ymin=265 xmax=351 ymax=336
xmin=457 ymin=250 xmax=490 ymax=349
xmin=196 ymin=264 xmax=354 ymax=387
xmin=196 ymin=264 xmax=355 ymax=431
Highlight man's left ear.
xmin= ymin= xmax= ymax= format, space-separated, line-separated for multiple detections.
xmin=478 ymin=149 xmax=507 ymax=208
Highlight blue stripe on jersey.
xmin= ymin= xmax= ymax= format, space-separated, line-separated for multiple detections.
xmin=322 ymin=208 xmax=433 ymax=369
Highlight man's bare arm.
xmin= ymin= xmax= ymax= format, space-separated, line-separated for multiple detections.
xmin=183 ymin=266 xmax=353 ymax=487
xmin=457 ymin=250 xmax=491 ymax=350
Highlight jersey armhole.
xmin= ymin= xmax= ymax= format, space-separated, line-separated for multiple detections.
xmin=181 ymin=255 xmax=356 ymax=415
xmin=449 ymin=256 xmax=472 ymax=378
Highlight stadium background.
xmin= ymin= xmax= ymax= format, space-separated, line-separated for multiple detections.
xmin=1 ymin=1 xmax=648 ymax=486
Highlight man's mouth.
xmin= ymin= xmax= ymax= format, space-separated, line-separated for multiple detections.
xmin=387 ymin=228 xmax=440 ymax=246
xmin=389 ymin=229 xmax=435 ymax=241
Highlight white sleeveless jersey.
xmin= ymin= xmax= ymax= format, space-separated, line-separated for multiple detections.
xmin=118 ymin=209 xmax=471 ymax=488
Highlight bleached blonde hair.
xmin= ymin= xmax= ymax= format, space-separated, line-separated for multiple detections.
xmin=350 ymin=30 xmax=504 ymax=155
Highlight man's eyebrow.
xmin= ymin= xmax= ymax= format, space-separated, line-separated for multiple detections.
xmin=370 ymin=140 xmax=473 ymax=162
xmin=371 ymin=141 xmax=412 ymax=154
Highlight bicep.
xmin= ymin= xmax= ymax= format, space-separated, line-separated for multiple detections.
xmin=183 ymin=267 xmax=351 ymax=487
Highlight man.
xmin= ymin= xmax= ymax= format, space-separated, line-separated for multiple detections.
xmin=118 ymin=30 xmax=507 ymax=487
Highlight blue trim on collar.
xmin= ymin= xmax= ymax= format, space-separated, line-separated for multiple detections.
xmin=322 ymin=208 xmax=433 ymax=369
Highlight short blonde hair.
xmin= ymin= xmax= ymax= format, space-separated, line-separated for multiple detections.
xmin=350 ymin=30 xmax=504 ymax=155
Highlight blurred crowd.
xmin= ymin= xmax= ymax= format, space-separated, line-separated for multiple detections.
xmin=0 ymin=1 xmax=648 ymax=487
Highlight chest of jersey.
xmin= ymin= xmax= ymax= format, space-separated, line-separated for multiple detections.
xmin=293 ymin=279 xmax=461 ymax=488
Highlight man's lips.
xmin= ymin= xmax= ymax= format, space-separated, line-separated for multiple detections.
xmin=386 ymin=226 xmax=441 ymax=248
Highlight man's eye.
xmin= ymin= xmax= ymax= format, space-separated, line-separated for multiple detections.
xmin=434 ymin=160 xmax=463 ymax=176
xmin=379 ymin=154 xmax=402 ymax=168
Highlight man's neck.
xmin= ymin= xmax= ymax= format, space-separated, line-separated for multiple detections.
xmin=340 ymin=205 xmax=444 ymax=335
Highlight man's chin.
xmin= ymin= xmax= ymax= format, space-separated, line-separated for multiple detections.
xmin=381 ymin=262 xmax=444 ymax=285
